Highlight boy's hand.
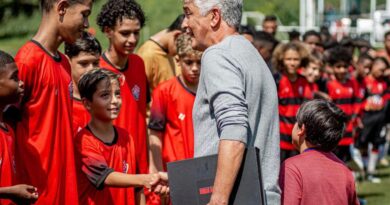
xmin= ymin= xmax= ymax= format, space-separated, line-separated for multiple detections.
xmin=149 ymin=172 xmax=169 ymax=196
xmin=7 ymin=184 xmax=38 ymax=204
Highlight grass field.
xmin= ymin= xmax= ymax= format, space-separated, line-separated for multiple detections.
xmin=357 ymin=160 xmax=390 ymax=205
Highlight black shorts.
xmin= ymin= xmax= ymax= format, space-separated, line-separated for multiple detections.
xmin=357 ymin=110 xmax=387 ymax=149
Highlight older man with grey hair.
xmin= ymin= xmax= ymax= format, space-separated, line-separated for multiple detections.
xmin=182 ymin=0 xmax=281 ymax=204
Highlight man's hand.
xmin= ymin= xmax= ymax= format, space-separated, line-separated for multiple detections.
xmin=149 ymin=172 xmax=170 ymax=196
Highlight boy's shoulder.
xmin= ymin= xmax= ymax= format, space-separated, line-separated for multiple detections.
xmin=75 ymin=126 xmax=132 ymax=145
xmin=15 ymin=41 xmax=68 ymax=67
xmin=15 ymin=41 xmax=44 ymax=64
xmin=154 ymin=77 xmax=179 ymax=92
xmin=284 ymin=150 xmax=346 ymax=170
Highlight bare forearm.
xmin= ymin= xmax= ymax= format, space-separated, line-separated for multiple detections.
xmin=148 ymin=129 xmax=164 ymax=173
xmin=104 ymin=172 xmax=150 ymax=188
xmin=210 ymin=140 xmax=245 ymax=204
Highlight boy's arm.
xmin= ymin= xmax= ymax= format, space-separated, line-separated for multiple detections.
xmin=148 ymin=85 xmax=167 ymax=173
xmin=104 ymin=172 xmax=158 ymax=189
xmin=0 ymin=184 xmax=38 ymax=201
xmin=148 ymin=129 xmax=164 ymax=173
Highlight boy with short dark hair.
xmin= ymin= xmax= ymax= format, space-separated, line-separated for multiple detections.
xmin=0 ymin=50 xmax=39 ymax=204
xmin=323 ymin=47 xmax=360 ymax=162
xmin=97 ymin=0 xmax=149 ymax=176
xmin=279 ymin=99 xmax=359 ymax=205
xmin=14 ymin=0 xmax=93 ymax=204
xmin=75 ymin=69 xmax=167 ymax=205
xmin=65 ymin=31 xmax=102 ymax=135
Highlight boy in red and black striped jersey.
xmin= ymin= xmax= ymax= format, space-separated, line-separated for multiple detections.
xmin=359 ymin=57 xmax=389 ymax=182
xmin=272 ymin=42 xmax=313 ymax=162
xmin=65 ymin=31 xmax=102 ymax=136
xmin=0 ymin=50 xmax=38 ymax=204
xmin=97 ymin=0 xmax=149 ymax=179
xmin=323 ymin=47 xmax=361 ymax=162
xmin=74 ymin=69 xmax=168 ymax=205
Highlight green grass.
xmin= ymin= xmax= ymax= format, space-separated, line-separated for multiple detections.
xmin=357 ymin=159 xmax=390 ymax=205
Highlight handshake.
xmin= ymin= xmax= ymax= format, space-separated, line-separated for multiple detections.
xmin=145 ymin=172 xmax=170 ymax=195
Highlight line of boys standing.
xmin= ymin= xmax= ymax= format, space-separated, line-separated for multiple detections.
xmin=267 ymin=29 xmax=390 ymax=183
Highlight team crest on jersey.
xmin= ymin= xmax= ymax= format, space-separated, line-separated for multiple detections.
xmin=122 ymin=160 xmax=129 ymax=174
xmin=132 ymin=85 xmax=141 ymax=101
xmin=178 ymin=113 xmax=186 ymax=121
xmin=349 ymin=88 xmax=353 ymax=94
xmin=336 ymin=89 xmax=341 ymax=94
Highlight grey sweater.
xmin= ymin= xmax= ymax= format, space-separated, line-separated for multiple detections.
xmin=193 ymin=35 xmax=281 ymax=204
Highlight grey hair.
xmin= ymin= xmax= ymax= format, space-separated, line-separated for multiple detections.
xmin=190 ymin=0 xmax=243 ymax=29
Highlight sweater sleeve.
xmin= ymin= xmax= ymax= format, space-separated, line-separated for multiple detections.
xmin=202 ymin=48 xmax=249 ymax=144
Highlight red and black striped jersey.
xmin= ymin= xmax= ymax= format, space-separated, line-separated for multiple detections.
xmin=325 ymin=78 xmax=360 ymax=146
xmin=278 ymin=75 xmax=313 ymax=150
xmin=362 ymin=76 xmax=388 ymax=112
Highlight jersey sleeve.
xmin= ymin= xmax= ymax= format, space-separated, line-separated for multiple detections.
xmin=148 ymin=86 xmax=168 ymax=131
xmin=78 ymin=136 xmax=114 ymax=190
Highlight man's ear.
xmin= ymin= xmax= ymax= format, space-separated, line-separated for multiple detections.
xmin=210 ymin=8 xmax=221 ymax=28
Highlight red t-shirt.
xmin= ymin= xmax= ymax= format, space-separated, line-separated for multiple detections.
xmin=279 ymin=150 xmax=359 ymax=205
xmin=72 ymin=98 xmax=90 ymax=136
xmin=15 ymin=41 xmax=79 ymax=205
xmin=100 ymin=53 xmax=148 ymax=174
xmin=75 ymin=126 xmax=137 ymax=205
xmin=0 ymin=124 xmax=16 ymax=205
xmin=148 ymin=77 xmax=195 ymax=170
xmin=278 ymin=75 xmax=313 ymax=150
xmin=325 ymin=79 xmax=360 ymax=146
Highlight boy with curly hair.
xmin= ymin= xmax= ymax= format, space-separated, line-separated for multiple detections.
xmin=97 ymin=0 xmax=148 ymax=176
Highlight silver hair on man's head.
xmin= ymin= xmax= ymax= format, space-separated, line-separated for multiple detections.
xmin=188 ymin=0 xmax=243 ymax=30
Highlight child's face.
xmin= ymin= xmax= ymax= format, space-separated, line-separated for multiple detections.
xmin=283 ymin=49 xmax=300 ymax=75
xmin=179 ymin=54 xmax=201 ymax=85
xmin=304 ymin=35 xmax=322 ymax=53
xmin=107 ymin=18 xmax=141 ymax=56
xmin=59 ymin=0 xmax=93 ymax=44
xmin=356 ymin=59 xmax=372 ymax=77
xmin=70 ymin=52 xmax=100 ymax=84
xmin=332 ymin=61 xmax=349 ymax=82
xmin=0 ymin=63 xmax=24 ymax=105
xmin=371 ymin=60 xmax=387 ymax=79
xmin=304 ymin=62 xmax=321 ymax=83
xmin=89 ymin=79 xmax=122 ymax=121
